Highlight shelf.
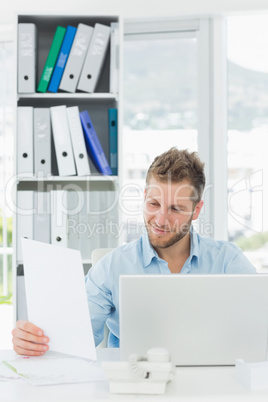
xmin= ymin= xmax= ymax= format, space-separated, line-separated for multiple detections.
xmin=82 ymin=259 xmax=92 ymax=265
xmin=18 ymin=93 xmax=118 ymax=100
xmin=18 ymin=14 xmax=118 ymax=28
xmin=17 ymin=175 xmax=118 ymax=183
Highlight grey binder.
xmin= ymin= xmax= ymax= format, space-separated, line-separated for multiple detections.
xmin=109 ymin=22 xmax=119 ymax=94
xmin=16 ymin=190 xmax=34 ymax=263
xmin=33 ymin=191 xmax=51 ymax=244
xmin=67 ymin=190 xmax=82 ymax=251
xmin=17 ymin=276 xmax=28 ymax=321
xmin=18 ymin=23 xmax=36 ymax=93
xmin=59 ymin=23 xmax=94 ymax=93
xmin=77 ymin=23 xmax=111 ymax=93
xmin=34 ymin=108 xmax=51 ymax=176
xmin=50 ymin=190 xmax=68 ymax=248
xmin=17 ymin=107 xmax=34 ymax=175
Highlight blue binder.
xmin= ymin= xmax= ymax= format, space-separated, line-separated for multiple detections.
xmin=80 ymin=110 xmax=112 ymax=175
xmin=48 ymin=26 xmax=77 ymax=93
xmin=108 ymin=108 xmax=118 ymax=175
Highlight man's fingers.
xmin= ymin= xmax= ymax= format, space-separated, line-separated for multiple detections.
xmin=12 ymin=320 xmax=49 ymax=356
xmin=12 ymin=337 xmax=49 ymax=353
xmin=13 ymin=328 xmax=49 ymax=345
xmin=16 ymin=320 xmax=44 ymax=336
xmin=13 ymin=344 xmax=46 ymax=357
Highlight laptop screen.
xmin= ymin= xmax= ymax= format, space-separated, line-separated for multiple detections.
xmin=119 ymin=274 xmax=268 ymax=366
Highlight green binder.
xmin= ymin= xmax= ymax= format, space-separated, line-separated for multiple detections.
xmin=37 ymin=26 xmax=66 ymax=93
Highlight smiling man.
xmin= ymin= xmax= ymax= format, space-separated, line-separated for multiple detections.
xmin=12 ymin=147 xmax=256 ymax=355
xmin=143 ymin=176 xmax=203 ymax=273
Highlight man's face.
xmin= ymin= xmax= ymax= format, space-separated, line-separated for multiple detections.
xmin=143 ymin=177 xmax=203 ymax=250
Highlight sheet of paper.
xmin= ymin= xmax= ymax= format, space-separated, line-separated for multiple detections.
xmin=0 ymin=362 xmax=22 ymax=382
xmin=21 ymin=238 xmax=96 ymax=361
xmin=2 ymin=356 xmax=107 ymax=385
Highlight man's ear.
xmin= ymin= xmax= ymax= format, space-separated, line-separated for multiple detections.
xmin=192 ymin=200 xmax=204 ymax=220
xmin=144 ymin=188 xmax=147 ymax=200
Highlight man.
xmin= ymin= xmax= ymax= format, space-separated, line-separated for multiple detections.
xmin=12 ymin=148 xmax=256 ymax=355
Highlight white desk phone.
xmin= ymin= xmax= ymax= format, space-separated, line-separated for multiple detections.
xmin=102 ymin=347 xmax=174 ymax=395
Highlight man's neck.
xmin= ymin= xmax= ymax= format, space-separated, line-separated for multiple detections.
xmin=154 ymin=232 xmax=191 ymax=273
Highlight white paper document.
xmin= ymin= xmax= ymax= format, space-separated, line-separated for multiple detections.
xmin=21 ymin=238 xmax=96 ymax=361
xmin=0 ymin=362 xmax=22 ymax=382
xmin=2 ymin=356 xmax=106 ymax=386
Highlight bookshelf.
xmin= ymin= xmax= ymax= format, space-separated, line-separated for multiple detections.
xmin=14 ymin=13 xmax=122 ymax=321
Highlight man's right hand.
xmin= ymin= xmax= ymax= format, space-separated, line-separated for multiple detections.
xmin=12 ymin=320 xmax=49 ymax=356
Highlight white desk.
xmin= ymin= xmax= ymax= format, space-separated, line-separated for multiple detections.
xmin=1 ymin=349 xmax=268 ymax=401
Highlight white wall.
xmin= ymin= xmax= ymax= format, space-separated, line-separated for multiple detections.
xmin=1 ymin=0 xmax=268 ymax=25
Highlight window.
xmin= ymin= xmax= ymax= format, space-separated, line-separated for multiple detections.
xmin=122 ymin=20 xmax=199 ymax=242
xmin=227 ymin=14 xmax=268 ymax=272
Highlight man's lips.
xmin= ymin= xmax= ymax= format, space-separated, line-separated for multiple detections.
xmin=150 ymin=223 xmax=171 ymax=235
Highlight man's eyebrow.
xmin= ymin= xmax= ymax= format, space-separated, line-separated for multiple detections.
xmin=147 ymin=195 xmax=160 ymax=200
xmin=147 ymin=197 xmax=160 ymax=202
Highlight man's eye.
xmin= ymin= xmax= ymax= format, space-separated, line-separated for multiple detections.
xmin=150 ymin=202 xmax=159 ymax=207
xmin=172 ymin=207 xmax=181 ymax=212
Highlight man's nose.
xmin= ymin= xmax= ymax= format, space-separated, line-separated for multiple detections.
xmin=155 ymin=209 xmax=170 ymax=227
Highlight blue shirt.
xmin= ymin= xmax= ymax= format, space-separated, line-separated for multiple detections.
xmin=84 ymin=227 xmax=256 ymax=348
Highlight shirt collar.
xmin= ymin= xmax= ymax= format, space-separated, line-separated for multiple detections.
xmin=188 ymin=225 xmax=200 ymax=263
xmin=141 ymin=226 xmax=200 ymax=268
xmin=141 ymin=232 xmax=159 ymax=268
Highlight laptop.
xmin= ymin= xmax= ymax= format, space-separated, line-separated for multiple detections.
xmin=119 ymin=274 xmax=268 ymax=366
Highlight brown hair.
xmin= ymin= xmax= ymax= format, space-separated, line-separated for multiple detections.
xmin=145 ymin=147 xmax=206 ymax=204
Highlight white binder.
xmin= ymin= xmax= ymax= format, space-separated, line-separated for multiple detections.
xmin=106 ymin=191 xmax=118 ymax=248
xmin=77 ymin=23 xmax=111 ymax=93
xmin=33 ymin=191 xmax=51 ymax=244
xmin=34 ymin=108 xmax=51 ymax=176
xmin=98 ymin=190 xmax=117 ymax=248
xmin=17 ymin=107 xmax=34 ymax=176
xmin=109 ymin=22 xmax=119 ymax=94
xmin=67 ymin=106 xmax=91 ymax=176
xmin=99 ymin=191 xmax=108 ymax=248
xmin=17 ymin=190 xmax=34 ymax=263
xmin=67 ymin=191 xmax=83 ymax=251
xmin=50 ymin=190 xmax=68 ymax=247
xmin=80 ymin=191 xmax=94 ymax=260
xmin=59 ymin=23 xmax=94 ymax=93
xmin=18 ymin=23 xmax=36 ymax=93
xmin=50 ymin=105 xmax=76 ymax=176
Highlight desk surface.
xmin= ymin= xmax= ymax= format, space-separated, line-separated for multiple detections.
xmin=1 ymin=349 xmax=268 ymax=401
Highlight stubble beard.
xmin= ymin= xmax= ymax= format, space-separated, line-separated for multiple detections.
xmin=145 ymin=216 xmax=193 ymax=250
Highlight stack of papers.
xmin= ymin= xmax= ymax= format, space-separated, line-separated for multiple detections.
xmin=1 ymin=355 xmax=107 ymax=386
xmin=0 ymin=362 xmax=22 ymax=382
xmin=1 ymin=240 xmax=108 ymax=386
